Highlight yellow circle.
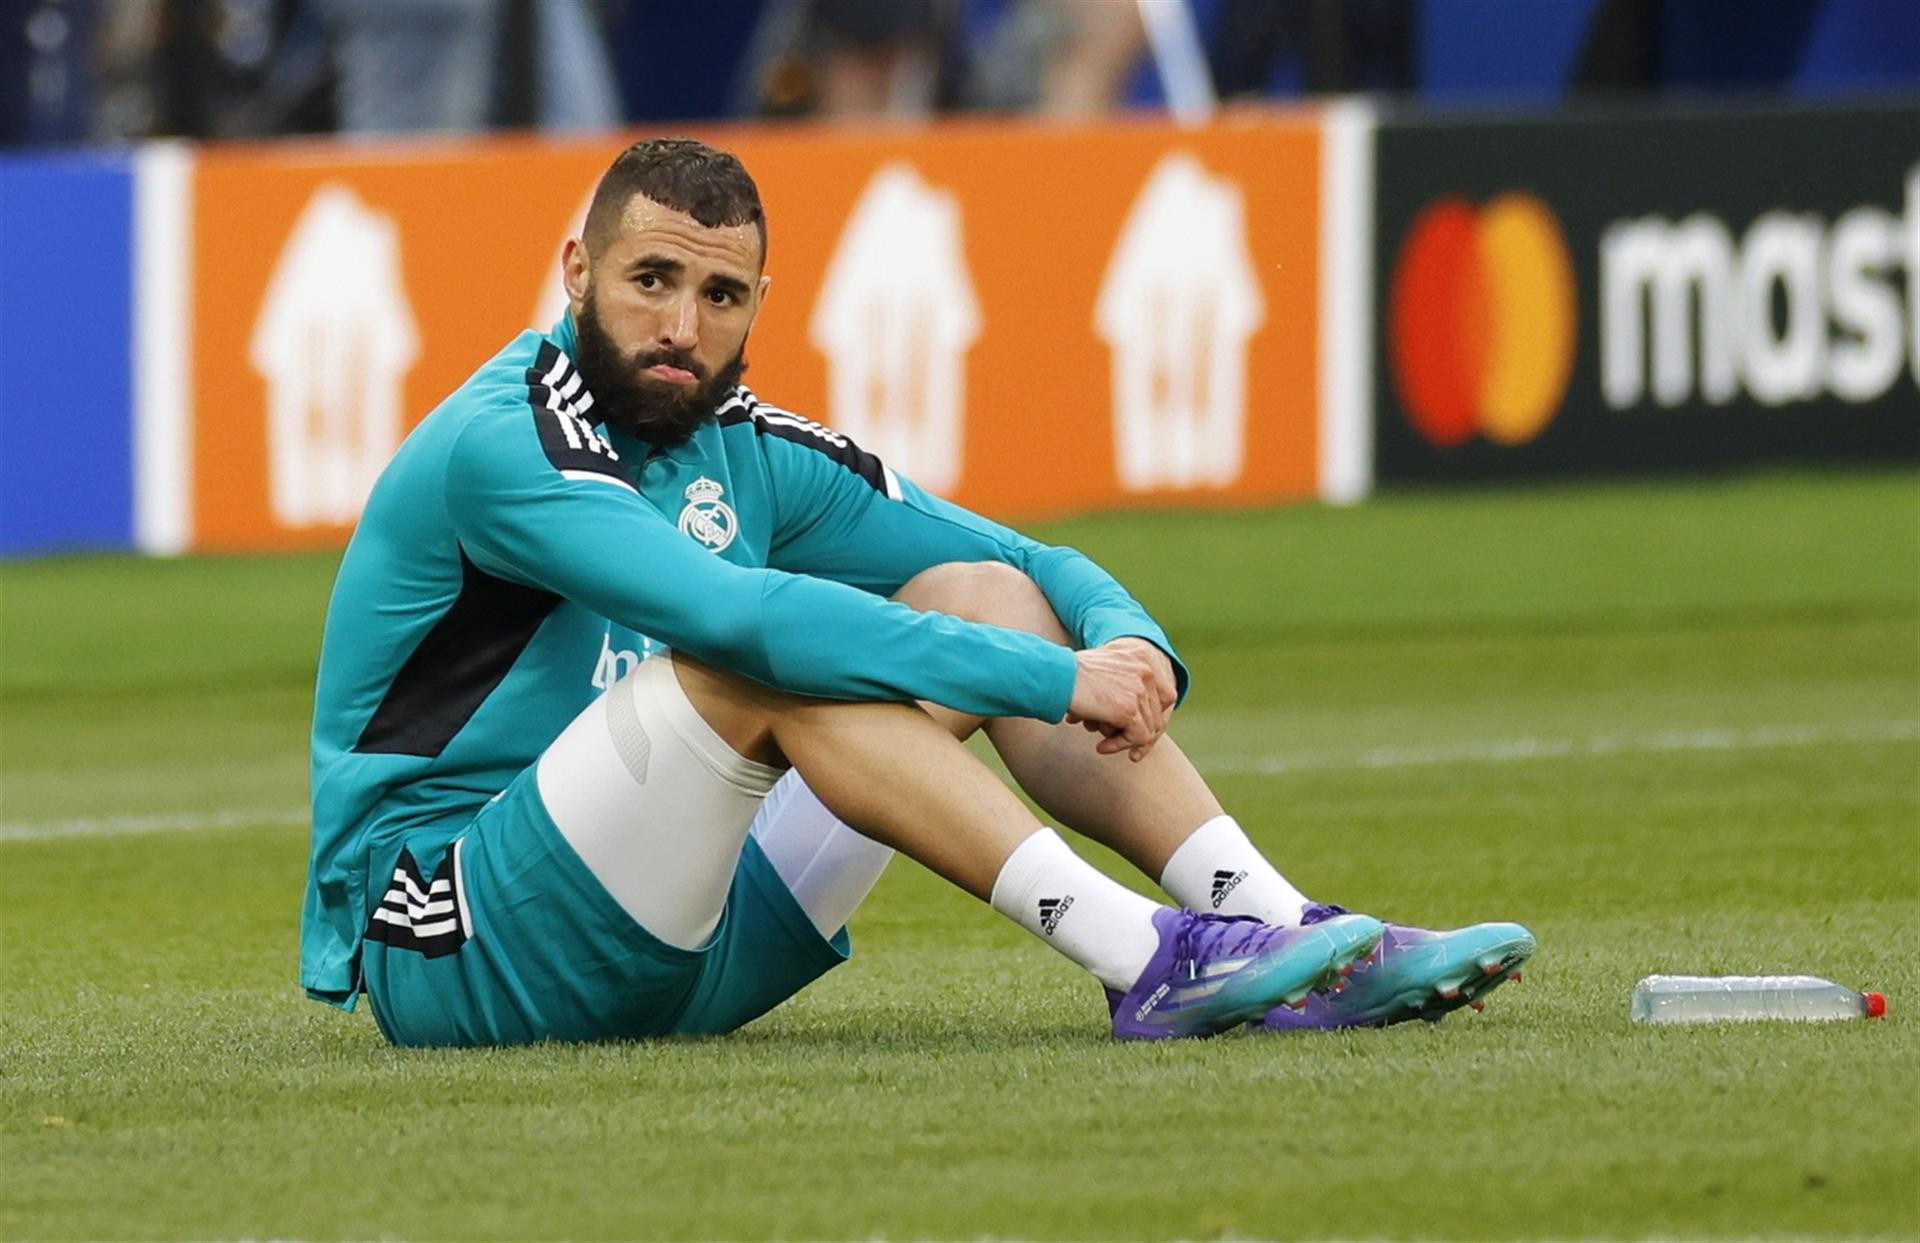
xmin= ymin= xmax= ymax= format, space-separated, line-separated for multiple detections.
xmin=1475 ymin=194 xmax=1576 ymax=446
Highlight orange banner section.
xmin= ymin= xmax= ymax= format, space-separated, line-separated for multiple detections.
xmin=189 ymin=115 xmax=1322 ymax=551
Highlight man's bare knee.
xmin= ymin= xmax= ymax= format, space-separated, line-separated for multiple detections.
xmin=893 ymin=561 xmax=1068 ymax=642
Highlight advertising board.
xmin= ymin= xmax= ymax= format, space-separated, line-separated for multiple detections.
xmin=185 ymin=117 xmax=1328 ymax=551
xmin=1374 ymin=104 xmax=1919 ymax=483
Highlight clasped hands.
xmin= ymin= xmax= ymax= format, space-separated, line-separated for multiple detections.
xmin=1066 ymin=637 xmax=1178 ymax=763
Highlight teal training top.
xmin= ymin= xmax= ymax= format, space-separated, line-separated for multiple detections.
xmin=303 ymin=315 xmax=1187 ymax=1008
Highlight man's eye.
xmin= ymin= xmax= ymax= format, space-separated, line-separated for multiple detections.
xmin=636 ymin=272 xmax=662 ymax=290
xmin=707 ymin=289 xmax=734 ymax=306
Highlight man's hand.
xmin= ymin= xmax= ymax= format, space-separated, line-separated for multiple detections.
xmin=1066 ymin=638 xmax=1179 ymax=762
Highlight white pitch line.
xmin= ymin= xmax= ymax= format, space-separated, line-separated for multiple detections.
xmin=1200 ymin=718 xmax=1920 ymax=777
xmin=2 ymin=720 xmax=1915 ymax=843
xmin=0 ymin=806 xmax=308 ymax=844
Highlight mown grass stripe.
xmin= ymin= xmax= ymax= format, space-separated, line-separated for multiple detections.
xmin=1203 ymin=717 xmax=1920 ymax=776
xmin=6 ymin=718 xmax=1911 ymax=843
xmin=0 ymin=806 xmax=308 ymax=843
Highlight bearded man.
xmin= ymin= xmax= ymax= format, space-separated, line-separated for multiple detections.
xmin=303 ymin=138 xmax=1530 ymax=1046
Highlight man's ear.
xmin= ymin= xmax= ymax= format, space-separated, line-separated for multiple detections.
xmin=755 ymin=273 xmax=772 ymax=307
xmin=561 ymin=237 xmax=591 ymax=309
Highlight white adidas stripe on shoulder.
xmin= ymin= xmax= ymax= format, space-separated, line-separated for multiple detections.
xmin=722 ymin=387 xmax=901 ymax=500
xmin=728 ymin=389 xmax=855 ymax=448
xmin=757 ymin=412 xmax=850 ymax=447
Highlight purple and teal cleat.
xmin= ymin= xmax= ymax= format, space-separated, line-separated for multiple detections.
xmin=1259 ymin=904 xmax=1536 ymax=1031
xmin=1108 ymin=907 xmax=1386 ymax=1040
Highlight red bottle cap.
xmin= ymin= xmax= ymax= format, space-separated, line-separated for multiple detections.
xmin=1865 ymin=992 xmax=1887 ymax=1018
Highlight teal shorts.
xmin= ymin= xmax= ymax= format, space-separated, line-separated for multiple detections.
xmin=361 ymin=767 xmax=851 ymax=1047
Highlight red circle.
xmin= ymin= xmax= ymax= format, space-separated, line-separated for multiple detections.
xmin=1389 ymin=200 xmax=1491 ymax=448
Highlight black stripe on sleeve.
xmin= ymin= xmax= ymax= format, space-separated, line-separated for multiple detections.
xmin=355 ymin=550 xmax=562 ymax=756
xmin=718 ymin=389 xmax=890 ymax=494
xmin=526 ymin=343 xmax=633 ymax=489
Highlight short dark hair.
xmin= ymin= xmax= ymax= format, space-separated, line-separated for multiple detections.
xmin=582 ymin=137 xmax=767 ymax=265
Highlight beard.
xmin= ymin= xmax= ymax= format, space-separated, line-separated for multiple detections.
xmin=572 ymin=289 xmax=748 ymax=450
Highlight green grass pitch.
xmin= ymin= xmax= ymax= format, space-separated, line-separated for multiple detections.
xmin=3 ymin=470 xmax=1916 ymax=1240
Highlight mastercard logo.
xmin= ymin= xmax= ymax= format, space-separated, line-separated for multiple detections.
xmin=1388 ymin=194 xmax=1576 ymax=447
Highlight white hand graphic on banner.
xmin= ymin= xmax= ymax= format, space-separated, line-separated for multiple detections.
xmin=1096 ymin=153 xmax=1264 ymax=492
xmin=810 ymin=164 xmax=980 ymax=496
xmin=250 ymin=184 xmax=419 ymax=527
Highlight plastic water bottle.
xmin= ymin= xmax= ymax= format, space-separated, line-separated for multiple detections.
xmin=1631 ymin=975 xmax=1887 ymax=1024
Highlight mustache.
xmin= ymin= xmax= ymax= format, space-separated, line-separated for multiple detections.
xmin=572 ymin=290 xmax=747 ymax=451
xmin=632 ymin=349 xmax=708 ymax=381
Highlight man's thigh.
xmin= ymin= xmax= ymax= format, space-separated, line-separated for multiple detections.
xmin=536 ymin=652 xmax=784 ymax=950
xmin=361 ymin=657 xmax=853 ymax=1047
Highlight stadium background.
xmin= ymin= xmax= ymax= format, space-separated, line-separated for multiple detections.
xmin=2 ymin=1 xmax=1916 ymax=1239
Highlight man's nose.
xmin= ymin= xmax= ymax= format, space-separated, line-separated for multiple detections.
xmin=656 ymin=293 xmax=699 ymax=351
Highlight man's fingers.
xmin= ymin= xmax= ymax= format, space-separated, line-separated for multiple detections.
xmin=1118 ymin=684 xmax=1161 ymax=759
xmin=1097 ymin=693 xmax=1150 ymax=755
xmin=1116 ymin=637 xmax=1177 ymax=712
xmin=1068 ymin=645 xmax=1174 ymax=758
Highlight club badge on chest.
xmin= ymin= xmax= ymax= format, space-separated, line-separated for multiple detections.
xmin=677 ymin=476 xmax=738 ymax=553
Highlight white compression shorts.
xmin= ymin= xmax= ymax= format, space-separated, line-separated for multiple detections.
xmin=533 ymin=652 xmax=895 ymax=950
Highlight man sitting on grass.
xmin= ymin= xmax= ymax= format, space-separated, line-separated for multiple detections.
xmin=302 ymin=138 xmax=1532 ymax=1046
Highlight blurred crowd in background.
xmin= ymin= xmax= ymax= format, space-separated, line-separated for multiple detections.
xmin=4 ymin=0 xmax=1916 ymax=147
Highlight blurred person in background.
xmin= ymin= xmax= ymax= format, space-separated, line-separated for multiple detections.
xmin=967 ymin=0 xmax=1149 ymax=118
xmin=1 ymin=0 xmax=331 ymax=144
xmin=802 ymin=0 xmax=946 ymax=118
xmin=739 ymin=0 xmax=954 ymax=119
xmin=2 ymin=0 xmax=98 ymax=144
xmin=736 ymin=0 xmax=1152 ymax=122
xmin=312 ymin=0 xmax=502 ymax=134
xmin=90 ymin=0 xmax=334 ymax=141
xmin=25 ymin=0 xmax=622 ymax=144
xmin=313 ymin=0 xmax=620 ymax=136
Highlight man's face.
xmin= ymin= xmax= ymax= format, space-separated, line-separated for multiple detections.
xmin=564 ymin=195 xmax=769 ymax=448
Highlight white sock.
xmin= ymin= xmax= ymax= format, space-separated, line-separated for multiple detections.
xmin=1158 ymin=814 xmax=1313 ymax=926
xmin=989 ymin=828 xmax=1164 ymax=991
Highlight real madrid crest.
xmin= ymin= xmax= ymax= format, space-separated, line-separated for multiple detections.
xmin=677 ymin=476 xmax=738 ymax=552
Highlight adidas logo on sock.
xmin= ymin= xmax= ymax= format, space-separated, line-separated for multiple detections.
xmin=1210 ymin=869 xmax=1247 ymax=908
xmin=1037 ymin=895 xmax=1074 ymax=936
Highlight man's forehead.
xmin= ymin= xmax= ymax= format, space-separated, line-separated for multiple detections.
xmin=607 ymin=195 xmax=762 ymax=271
